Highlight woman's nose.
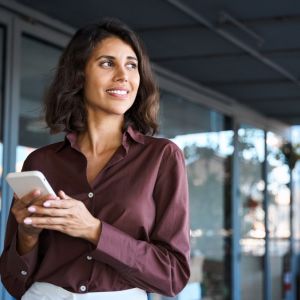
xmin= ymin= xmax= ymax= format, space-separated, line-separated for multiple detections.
xmin=113 ymin=66 xmax=128 ymax=82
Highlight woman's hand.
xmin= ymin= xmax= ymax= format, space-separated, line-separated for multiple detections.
xmin=12 ymin=190 xmax=57 ymax=236
xmin=24 ymin=191 xmax=101 ymax=245
xmin=11 ymin=190 xmax=57 ymax=254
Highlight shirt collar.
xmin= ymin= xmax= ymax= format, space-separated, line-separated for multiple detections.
xmin=122 ymin=125 xmax=145 ymax=153
xmin=125 ymin=125 xmax=145 ymax=145
xmin=55 ymin=125 xmax=145 ymax=153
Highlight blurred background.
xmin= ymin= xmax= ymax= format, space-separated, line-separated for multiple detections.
xmin=1 ymin=1 xmax=300 ymax=299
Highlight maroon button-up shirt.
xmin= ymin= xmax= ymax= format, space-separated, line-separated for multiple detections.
xmin=0 ymin=126 xmax=190 ymax=299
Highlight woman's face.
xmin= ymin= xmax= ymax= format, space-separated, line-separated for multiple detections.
xmin=84 ymin=36 xmax=140 ymax=117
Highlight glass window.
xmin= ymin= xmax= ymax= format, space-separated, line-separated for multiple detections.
xmin=151 ymin=91 xmax=233 ymax=300
xmin=17 ymin=35 xmax=64 ymax=170
xmin=238 ymin=126 xmax=265 ymax=300
xmin=291 ymin=126 xmax=300 ymax=254
xmin=267 ymin=132 xmax=291 ymax=300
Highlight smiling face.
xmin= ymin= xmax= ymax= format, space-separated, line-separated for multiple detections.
xmin=83 ymin=36 xmax=140 ymax=119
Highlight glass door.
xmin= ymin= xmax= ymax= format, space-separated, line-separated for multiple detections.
xmin=13 ymin=19 xmax=69 ymax=170
xmin=17 ymin=34 xmax=65 ymax=170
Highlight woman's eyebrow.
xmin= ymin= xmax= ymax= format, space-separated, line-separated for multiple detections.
xmin=96 ymin=55 xmax=114 ymax=61
xmin=96 ymin=55 xmax=138 ymax=61
xmin=127 ymin=56 xmax=138 ymax=61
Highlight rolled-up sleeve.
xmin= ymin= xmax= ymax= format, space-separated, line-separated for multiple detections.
xmin=91 ymin=147 xmax=190 ymax=296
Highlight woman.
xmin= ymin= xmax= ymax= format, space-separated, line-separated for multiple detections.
xmin=0 ymin=18 xmax=190 ymax=299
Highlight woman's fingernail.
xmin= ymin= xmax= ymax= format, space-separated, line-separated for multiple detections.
xmin=60 ymin=190 xmax=67 ymax=197
xmin=24 ymin=218 xmax=32 ymax=224
xmin=43 ymin=201 xmax=51 ymax=207
xmin=28 ymin=206 xmax=36 ymax=213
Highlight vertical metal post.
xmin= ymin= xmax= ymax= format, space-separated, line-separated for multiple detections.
xmin=289 ymin=168 xmax=296 ymax=300
xmin=231 ymin=120 xmax=240 ymax=300
xmin=263 ymin=131 xmax=271 ymax=300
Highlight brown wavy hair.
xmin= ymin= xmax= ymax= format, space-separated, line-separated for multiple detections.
xmin=44 ymin=18 xmax=159 ymax=135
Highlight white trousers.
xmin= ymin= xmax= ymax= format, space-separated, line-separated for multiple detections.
xmin=21 ymin=282 xmax=148 ymax=300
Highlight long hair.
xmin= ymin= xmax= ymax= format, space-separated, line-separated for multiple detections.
xmin=44 ymin=18 xmax=159 ymax=135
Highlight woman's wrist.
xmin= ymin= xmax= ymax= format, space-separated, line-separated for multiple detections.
xmin=86 ymin=219 xmax=102 ymax=245
xmin=17 ymin=225 xmax=39 ymax=255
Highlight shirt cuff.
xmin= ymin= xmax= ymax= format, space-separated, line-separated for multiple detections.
xmin=7 ymin=233 xmax=39 ymax=282
xmin=90 ymin=222 xmax=137 ymax=272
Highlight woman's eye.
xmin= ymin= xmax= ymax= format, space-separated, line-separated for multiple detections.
xmin=100 ymin=60 xmax=113 ymax=68
xmin=127 ymin=62 xmax=138 ymax=70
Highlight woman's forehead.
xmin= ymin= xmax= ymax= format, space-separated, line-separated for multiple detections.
xmin=92 ymin=37 xmax=137 ymax=59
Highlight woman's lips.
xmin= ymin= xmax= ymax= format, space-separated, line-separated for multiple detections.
xmin=106 ymin=88 xmax=129 ymax=98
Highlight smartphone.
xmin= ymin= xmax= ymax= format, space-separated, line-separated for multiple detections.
xmin=6 ymin=170 xmax=56 ymax=198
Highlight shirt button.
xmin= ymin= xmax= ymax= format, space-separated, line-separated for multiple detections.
xmin=86 ymin=255 xmax=92 ymax=261
xmin=88 ymin=192 xmax=94 ymax=198
xmin=21 ymin=270 xmax=27 ymax=276
xmin=80 ymin=285 xmax=87 ymax=292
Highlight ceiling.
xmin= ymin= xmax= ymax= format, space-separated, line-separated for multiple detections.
xmin=14 ymin=0 xmax=300 ymax=125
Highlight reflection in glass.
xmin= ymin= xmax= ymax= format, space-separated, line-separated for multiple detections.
xmin=238 ymin=126 xmax=265 ymax=300
xmin=267 ymin=132 xmax=291 ymax=300
xmin=291 ymin=126 xmax=300 ymax=253
xmin=18 ymin=35 xmax=64 ymax=169
xmin=151 ymin=91 xmax=233 ymax=300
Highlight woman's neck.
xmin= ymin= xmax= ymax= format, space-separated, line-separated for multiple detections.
xmin=78 ymin=115 xmax=124 ymax=156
